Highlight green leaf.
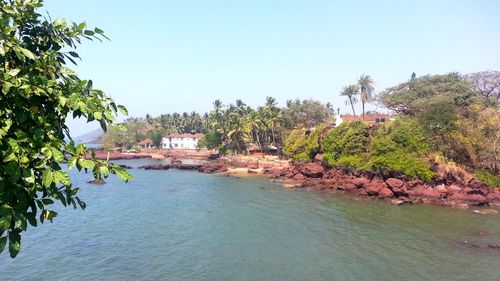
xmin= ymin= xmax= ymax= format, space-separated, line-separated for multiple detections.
xmin=0 ymin=215 xmax=11 ymax=233
xmin=18 ymin=47 xmax=35 ymax=60
xmin=94 ymin=112 xmax=102 ymax=120
xmin=0 ymin=44 xmax=5 ymax=56
xmin=8 ymin=231 xmax=21 ymax=258
xmin=26 ymin=213 xmax=37 ymax=227
xmin=51 ymin=148 xmax=65 ymax=162
xmin=8 ymin=69 xmax=20 ymax=76
xmin=0 ymin=236 xmax=6 ymax=253
xmin=67 ymin=157 xmax=77 ymax=169
xmin=117 ymin=105 xmax=128 ymax=116
xmin=42 ymin=169 xmax=52 ymax=188
xmin=114 ymin=166 xmax=133 ymax=182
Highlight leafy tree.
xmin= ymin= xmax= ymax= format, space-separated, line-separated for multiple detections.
xmin=0 ymin=0 xmax=131 ymax=258
xmin=378 ymin=73 xmax=476 ymax=115
xmin=339 ymin=84 xmax=359 ymax=116
xmin=358 ymin=74 xmax=375 ymax=118
xmin=282 ymin=99 xmax=334 ymax=129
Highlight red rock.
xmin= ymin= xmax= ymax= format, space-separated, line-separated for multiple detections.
xmin=298 ymin=163 xmax=325 ymax=178
xmin=409 ymin=187 xmax=441 ymax=199
xmin=293 ymin=173 xmax=306 ymax=181
xmin=435 ymin=184 xmax=447 ymax=193
xmin=366 ymin=181 xmax=384 ymax=196
xmin=450 ymin=193 xmax=487 ymax=205
xmin=486 ymin=191 xmax=500 ymax=203
xmin=390 ymin=199 xmax=405 ymax=206
xmin=320 ymin=179 xmax=337 ymax=187
xmin=379 ymin=187 xmax=395 ymax=198
xmin=468 ymin=179 xmax=487 ymax=189
xmin=353 ymin=177 xmax=370 ymax=188
xmin=336 ymin=180 xmax=356 ymax=191
xmin=446 ymin=184 xmax=462 ymax=194
xmin=385 ymin=178 xmax=404 ymax=189
xmin=407 ymin=179 xmax=424 ymax=188
xmin=322 ymin=169 xmax=342 ymax=179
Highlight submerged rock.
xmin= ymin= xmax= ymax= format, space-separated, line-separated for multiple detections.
xmin=390 ymin=199 xmax=405 ymax=206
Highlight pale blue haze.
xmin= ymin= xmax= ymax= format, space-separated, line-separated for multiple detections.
xmin=41 ymin=0 xmax=500 ymax=135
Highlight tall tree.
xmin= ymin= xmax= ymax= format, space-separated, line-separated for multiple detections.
xmin=340 ymin=85 xmax=360 ymax=116
xmin=358 ymin=74 xmax=375 ymax=118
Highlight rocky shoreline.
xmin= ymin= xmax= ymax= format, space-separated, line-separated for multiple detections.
xmin=197 ymin=160 xmax=500 ymax=210
xmin=106 ymin=153 xmax=499 ymax=210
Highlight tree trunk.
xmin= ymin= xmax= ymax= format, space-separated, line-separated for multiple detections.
xmin=350 ymin=97 xmax=356 ymax=116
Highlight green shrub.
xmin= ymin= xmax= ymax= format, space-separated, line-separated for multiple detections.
xmin=323 ymin=121 xmax=370 ymax=166
xmin=475 ymin=170 xmax=500 ymax=187
xmin=367 ymin=150 xmax=435 ymax=182
xmin=283 ymin=125 xmax=327 ymax=161
xmin=371 ymin=117 xmax=429 ymax=156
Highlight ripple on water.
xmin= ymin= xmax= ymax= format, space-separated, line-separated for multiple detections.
xmin=1 ymin=161 xmax=500 ymax=280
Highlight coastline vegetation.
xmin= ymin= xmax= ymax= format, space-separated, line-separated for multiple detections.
xmin=102 ymin=72 xmax=499 ymax=187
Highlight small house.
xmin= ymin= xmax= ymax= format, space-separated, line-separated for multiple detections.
xmin=137 ymin=138 xmax=154 ymax=149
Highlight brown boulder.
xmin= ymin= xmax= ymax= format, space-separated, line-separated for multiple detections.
xmin=468 ymin=179 xmax=487 ymax=189
xmin=385 ymin=178 xmax=404 ymax=189
xmin=390 ymin=199 xmax=405 ymax=206
xmin=379 ymin=187 xmax=395 ymax=198
xmin=198 ymin=163 xmax=227 ymax=173
xmin=365 ymin=181 xmax=384 ymax=196
xmin=353 ymin=177 xmax=370 ymax=188
xmin=320 ymin=179 xmax=337 ymax=187
xmin=450 ymin=193 xmax=487 ymax=205
xmin=409 ymin=187 xmax=441 ymax=199
xmin=337 ymin=180 xmax=356 ymax=191
xmin=298 ymin=163 xmax=325 ymax=178
xmin=322 ymin=169 xmax=342 ymax=179
xmin=293 ymin=173 xmax=306 ymax=181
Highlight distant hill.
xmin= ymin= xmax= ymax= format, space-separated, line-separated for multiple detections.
xmin=74 ymin=128 xmax=104 ymax=144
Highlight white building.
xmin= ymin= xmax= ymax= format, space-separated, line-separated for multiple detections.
xmin=161 ymin=133 xmax=204 ymax=150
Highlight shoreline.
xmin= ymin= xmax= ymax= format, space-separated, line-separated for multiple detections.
xmin=105 ymin=152 xmax=500 ymax=211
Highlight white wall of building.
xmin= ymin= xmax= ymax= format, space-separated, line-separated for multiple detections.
xmin=161 ymin=137 xmax=200 ymax=150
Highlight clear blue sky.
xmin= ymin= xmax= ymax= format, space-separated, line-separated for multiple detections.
xmin=42 ymin=0 xmax=500 ymax=136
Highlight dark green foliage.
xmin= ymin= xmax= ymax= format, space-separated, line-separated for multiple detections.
xmin=378 ymin=73 xmax=476 ymax=115
xmin=323 ymin=121 xmax=369 ymax=166
xmin=321 ymin=118 xmax=435 ymax=182
xmin=283 ymin=125 xmax=328 ymax=161
xmin=197 ymin=131 xmax=222 ymax=150
xmin=0 ymin=0 xmax=131 ymax=258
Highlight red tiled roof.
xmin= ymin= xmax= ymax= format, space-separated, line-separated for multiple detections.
xmin=166 ymin=133 xmax=205 ymax=139
xmin=341 ymin=113 xmax=390 ymax=122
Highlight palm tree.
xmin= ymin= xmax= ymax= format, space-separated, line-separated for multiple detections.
xmin=358 ymin=74 xmax=375 ymax=119
xmin=340 ymin=84 xmax=359 ymax=116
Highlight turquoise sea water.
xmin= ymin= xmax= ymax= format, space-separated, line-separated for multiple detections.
xmin=1 ymin=159 xmax=500 ymax=280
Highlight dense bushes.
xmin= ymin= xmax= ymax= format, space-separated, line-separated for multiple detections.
xmin=323 ymin=121 xmax=369 ymax=166
xmin=321 ymin=118 xmax=435 ymax=182
xmin=283 ymin=125 xmax=327 ymax=161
